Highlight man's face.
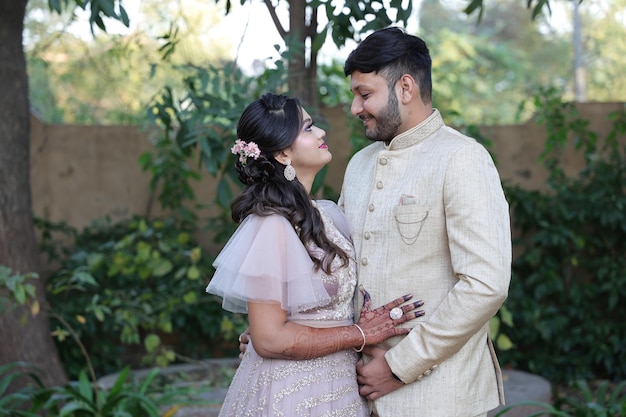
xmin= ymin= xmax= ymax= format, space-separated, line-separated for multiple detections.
xmin=349 ymin=70 xmax=402 ymax=143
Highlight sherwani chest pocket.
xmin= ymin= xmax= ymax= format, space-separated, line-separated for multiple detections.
xmin=392 ymin=203 xmax=429 ymax=245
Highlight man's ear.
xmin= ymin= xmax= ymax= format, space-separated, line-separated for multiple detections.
xmin=274 ymin=150 xmax=290 ymax=165
xmin=398 ymin=74 xmax=418 ymax=104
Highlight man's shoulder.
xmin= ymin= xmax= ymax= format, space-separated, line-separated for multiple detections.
xmin=438 ymin=125 xmax=478 ymax=145
xmin=346 ymin=142 xmax=382 ymax=170
xmin=353 ymin=141 xmax=383 ymax=157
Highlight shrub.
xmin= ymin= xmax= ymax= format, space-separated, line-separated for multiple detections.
xmin=40 ymin=215 xmax=245 ymax=379
xmin=499 ymin=90 xmax=626 ymax=383
xmin=0 ymin=361 xmax=204 ymax=417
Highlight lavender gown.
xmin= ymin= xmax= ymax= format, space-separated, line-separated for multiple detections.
xmin=206 ymin=200 xmax=369 ymax=417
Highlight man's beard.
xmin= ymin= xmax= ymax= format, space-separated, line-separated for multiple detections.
xmin=365 ymin=92 xmax=402 ymax=143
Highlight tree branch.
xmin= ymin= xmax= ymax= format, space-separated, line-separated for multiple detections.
xmin=264 ymin=0 xmax=287 ymax=38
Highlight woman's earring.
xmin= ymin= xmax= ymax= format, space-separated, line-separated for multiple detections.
xmin=284 ymin=160 xmax=296 ymax=181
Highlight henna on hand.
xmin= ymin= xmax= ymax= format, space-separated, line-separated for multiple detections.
xmin=356 ymin=286 xmax=425 ymax=345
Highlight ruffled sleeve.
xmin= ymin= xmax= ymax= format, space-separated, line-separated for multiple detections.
xmin=206 ymin=214 xmax=331 ymax=314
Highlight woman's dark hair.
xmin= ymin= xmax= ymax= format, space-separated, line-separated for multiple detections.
xmin=344 ymin=26 xmax=432 ymax=104
xmin=230 ymin=93 xmax=349 ymax=273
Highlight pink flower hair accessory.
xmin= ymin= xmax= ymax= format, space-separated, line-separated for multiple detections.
xmin=231 ymin=139 xmax=261 ymax=166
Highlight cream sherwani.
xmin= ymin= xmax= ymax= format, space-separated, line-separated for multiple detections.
xmin=339 ymin=110 xmax=511 ymax=417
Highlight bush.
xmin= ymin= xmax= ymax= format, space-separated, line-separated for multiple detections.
xmin=498 ymin=91 xmax=626 ymax=383
xmin=0 ymin=361 xmax=204 ymax=417
xmin=40 ymin=215 xmax=246 ymax=379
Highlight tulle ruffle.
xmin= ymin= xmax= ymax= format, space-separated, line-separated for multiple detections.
xmin=206 ymin=214 xmax=331 ymax=314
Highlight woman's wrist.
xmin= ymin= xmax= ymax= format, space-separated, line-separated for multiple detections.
xmin=352 ymin=324 xmax=366 ymax=352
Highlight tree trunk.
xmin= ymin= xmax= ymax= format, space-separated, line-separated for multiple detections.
xmin=286 ymin=0 xmax=320 ymax=111
xmin=0 ymin=0 xmax=67 ymax=391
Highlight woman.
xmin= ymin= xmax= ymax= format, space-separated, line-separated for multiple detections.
xmin=206 ymin=93 xmax=423 ymax=416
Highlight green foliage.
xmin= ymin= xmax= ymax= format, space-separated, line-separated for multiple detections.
xmin=0 ymin=266 xmax=39 ymax=317
xmin=0 ymin=362 xmax=203 ymax=417
xmin=145 ymin=58 xmax=293 ymax=244
xmin=422 ymin=0 xmax=573 ymax=125
xmin=48 ymin=0 xmax=129 ymax=33
xmin=557 ymin=380 xmax=626 ymax=417
xmin=494 ymin=380 xmax=626 ymax=416
xmin=139 ymin=126 xmax=201 ymax=224
xmin=0 ymin=362 xmax=47 ymax=417
xmin=462 ymin=0 xmax=550 ymax=21
xmin=489 ymin=304 xmax=515 ymax=351
xmin=27 ymin=0 xmax=234 ymax=125
xmin=40 ymin=215 xmax=244 ymax=379
xmin=499 ymin=89 xmax=626 ymax=383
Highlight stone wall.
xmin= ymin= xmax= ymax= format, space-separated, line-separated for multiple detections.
xmin=30 ymin=102 xmax=626 ymax=250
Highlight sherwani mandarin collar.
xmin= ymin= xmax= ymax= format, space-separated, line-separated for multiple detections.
xmin=386 ymin=109 xmax=444 ymax=151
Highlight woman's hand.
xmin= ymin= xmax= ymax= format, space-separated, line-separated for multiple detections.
xmin=238 ymin=328 xmax=251 ymax=360
xmin=355 ymin=286 xmax=424 ymax=345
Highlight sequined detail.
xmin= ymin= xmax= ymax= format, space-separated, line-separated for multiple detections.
xmin=296 ymin=203 xmax=358 ymax=322
xmin=219 ymin=347 xmax=368 ymax=416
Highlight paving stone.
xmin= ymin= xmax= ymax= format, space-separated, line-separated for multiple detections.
xmin=489 ymin=370 xmax=552 ymax=417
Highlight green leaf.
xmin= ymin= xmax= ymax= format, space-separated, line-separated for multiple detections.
xmin=152 ymin=259 xmax=173 ymax=277
xmin=48 ymin=0 xmax=62 ymax=13
xmin=496 ymin=334 xmax=514 ymax=350
xmin=499 ymin=305 xmax=514 ymax=327
xmin=109 ymin=367 xmax=131 ymax=396
xmin=77 ymin=370 xmax=93 ymax=404
xmin=138 ymin=151 xmax=152 ymax=170
xmin=159 ymin=320 xmax=173 ymax=333
xmin=183 ymin=291 xmax=197 ymax=304
xmin=177 ymin=232 xmax=190 ymax=245
xmin=144 ymin=334 xmax=161 ymax=353
xmin=14 ymin=285 xmax=26 ymax=304
xmin=186 ymin=265 xmax=200 ymax=280
xmin=489 ymin=316 xmax=500 ymax=336
xmin=119 ymin=4 xmax=130 ymax=27
xmin=136 ymin=241 xmax=151 ymax=261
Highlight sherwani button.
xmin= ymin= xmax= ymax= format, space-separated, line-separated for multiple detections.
xmin=361 ymin=258 xmax=369 ymax=266
xmin=364 ymin=232 xmax=371 ymax=239
xmin=368 ymin=204 xmax=375 ymax=212
xmin=376 ymin=181 xmax=383 ymax=189
xmin=379 ymin=157 xmax=387 ymax=165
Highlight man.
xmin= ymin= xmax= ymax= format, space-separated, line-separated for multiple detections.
xmin=338 ymin=26 xmax=511 ymax=416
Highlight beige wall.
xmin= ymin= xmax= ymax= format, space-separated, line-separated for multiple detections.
xmin=484 ymin=102 xmax=626 ymax=191
xmin=30 ymin=102 xmax=626 ymax=248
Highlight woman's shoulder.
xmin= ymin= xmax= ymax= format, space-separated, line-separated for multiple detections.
xmin=238 ymin=213 xmax=297 ymax=239
xmin=242 ymin=212 xmax=292 ymax=227
xmin=313 ymin=200 xmax=352 ymax=238
xmin=313 ymin=199 xmax=340 ymax=212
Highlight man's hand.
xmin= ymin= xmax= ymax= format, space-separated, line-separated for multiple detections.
xmin=238 ymin=328 xmax=250 ymax=360
xmin=356 ymin=346 xmax=404 ymax=400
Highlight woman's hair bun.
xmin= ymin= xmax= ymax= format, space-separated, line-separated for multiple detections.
xmin=235 ymin=153 xmax=275 ymax=185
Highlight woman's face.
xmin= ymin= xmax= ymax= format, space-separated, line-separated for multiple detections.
xmin=284 ymin=108 xmax=331 ymax=181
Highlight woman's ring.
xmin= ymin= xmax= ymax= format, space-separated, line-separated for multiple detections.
xmin=389 ymin=307 xmax=403 ymax=320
